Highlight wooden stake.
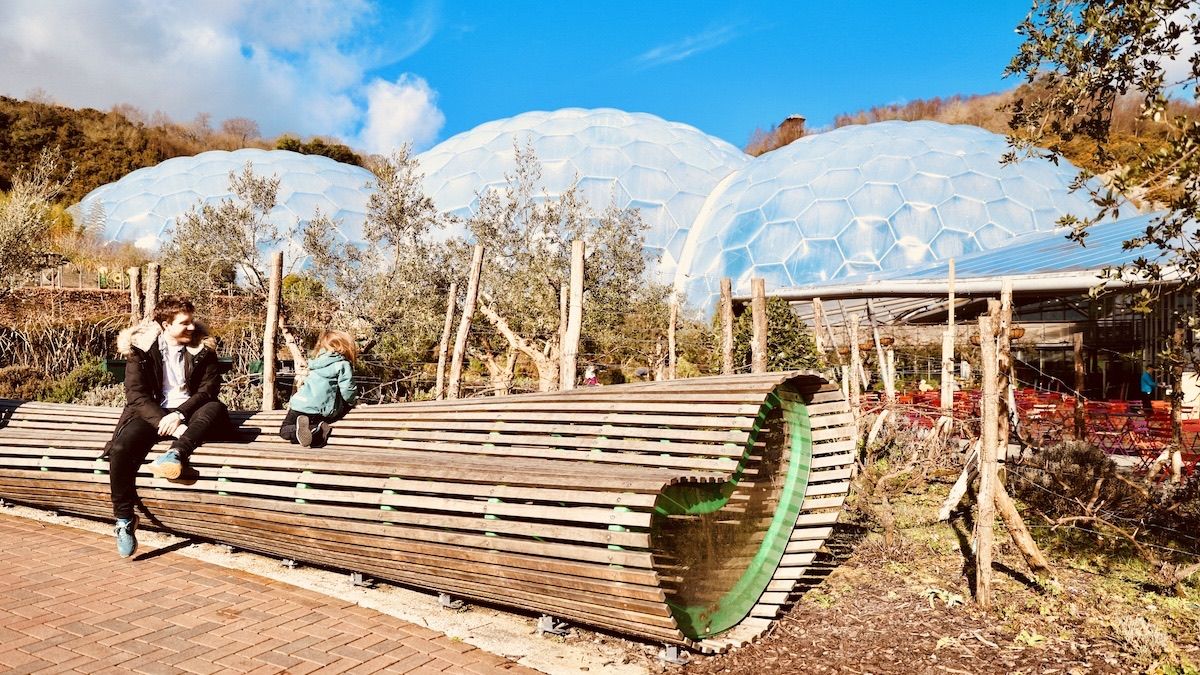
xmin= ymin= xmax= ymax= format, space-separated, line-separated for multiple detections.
xmin=848 ymin=314 xmax=861 ymax=409
xmin=750 ymin=278 xmax=767 ymax=374
xmin=720 ymin=278 xmax=734 ymax=375
xmin=128 ymin=267 xmax=143 ymax=324
xmin=262 ymin=251 xmax=283 ymax=411
xmin=560 ymin=240 xmax=585 ymax=390
xmin=995 ymin=483 xmax=1052 ymax=575
xmin=666 ymin=292 xmax=678 ymax=380
xmin=434 ymin=281 xmax=458 ymax=400
xmin=998 ymin=280 xmax=1013 ymax=466
xmin=941 ymin=258 xmax=956 ymax=412
xmin=1170 ymin=325 xmax=1185 ymax=482
xmin=866 ymin=299 xmax=894 ymax=403
xmin=976 ymin=308 xmax=999 ymax=608
xmin=810 ymin=297 xmax=826 ymax=354
xmin=1073 ymin=332 xmax=1085 ymax=439
xmin=448 ymin=244 xmax=484 ymax=399
xmin=143 ymin=262 xmax=160 ymax=322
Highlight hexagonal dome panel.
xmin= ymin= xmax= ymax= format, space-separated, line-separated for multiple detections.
xmin=73 ymin=149 xmax=375 ymax=255
xmin=677 ymin=120 xmax=1103 ymax=310
xmin=414 ymin=108 xmax=749 ymax=281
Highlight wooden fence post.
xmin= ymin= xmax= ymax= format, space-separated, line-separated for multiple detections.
xmin=128 ymin=267 xmax=143 ymax=324
xmin=434 ymin=281 xmax=458 ymax=400
xmin=560 ymin=240 xmax=585 ymax=390
xmin=448 ymin=244 xmax=484 ymax=399
xmin=667 ymin=292 xmax=678 ymax=380
xmin=941 ymin=258 xmax=956 ymax=413
xmin=976 ymin=306 xmax=999 ymax=608
xmin=262 ymin=252 xmax=283 ymax=411
xmin=143 ymin=262 xmax=160 ymax=322
xmin=750 ymin=278 xmax=767 ymax=373
xmin=998 ymin=280 xmax=1013 ymax=467
xmin=1073 ymin=332 xmax=1085 ymax=439
xmin=866 ymin=299 xmax=894 ymax=404
xmin=848 ymin=313 xmax=861 ymax=410
xmin=720 ymin=278 xmax=734 ymax=375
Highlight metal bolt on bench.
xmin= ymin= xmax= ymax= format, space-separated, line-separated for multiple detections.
xmin=438 ymin=592 xmax=464 ymax=610
xmin=537 ymin=614 xmax=570 ymax=636
xmin=658 ymin=644 xmax=691 ymax=665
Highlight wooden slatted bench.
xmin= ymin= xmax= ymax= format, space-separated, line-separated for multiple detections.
xmin=0 ymin=371 xmax=855 ymax=653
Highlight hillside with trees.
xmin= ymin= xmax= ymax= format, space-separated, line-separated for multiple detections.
xmin=0 ymin=96 xmax=362 ymax=204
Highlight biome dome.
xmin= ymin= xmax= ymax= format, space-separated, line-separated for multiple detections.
xmin=414 ymin=108 xmax=750 ymax=280
xmin=675 ymin=121 xmax=1100 ymax=309
xmin=73 ymin=149 xmax=376 ymax=254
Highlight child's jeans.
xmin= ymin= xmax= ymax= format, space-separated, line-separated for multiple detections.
xmin=278 ymin=408 xmax=335 ymax=443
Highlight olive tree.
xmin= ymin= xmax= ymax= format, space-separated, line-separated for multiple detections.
xmin=0 ymin=148 xmax=74 ymax=295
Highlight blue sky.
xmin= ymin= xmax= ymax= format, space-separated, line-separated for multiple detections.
xmin=0 ymin=1 xmax=1034 ymax=153
xmin=394 ymin=1 xmax=1032 ymax=146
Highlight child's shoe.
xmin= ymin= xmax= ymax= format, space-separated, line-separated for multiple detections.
xmin=296 ymin=415 xmax=313 ymax=447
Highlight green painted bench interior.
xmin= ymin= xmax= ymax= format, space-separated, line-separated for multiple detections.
xmin=0 ymin=372 xmax=855 ymax=653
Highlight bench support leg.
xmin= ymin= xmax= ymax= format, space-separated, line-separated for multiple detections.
xmin=281 ymin=558 xmax=299 ymax=569
xmin=438 ymin=592 xmax=464 ymax=610
xmin=658 ymin=644 xmax=691 ymax=665
xmin=0 ymin=498 xmax=11 ymax=508
xmin=536 ymin=614 xmax=569 ymax=636
xmin=350 ymin=571 xmax=375 ymax=588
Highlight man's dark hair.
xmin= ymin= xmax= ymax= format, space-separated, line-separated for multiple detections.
xmin=153 ymin=296 xmax=196 ymax=325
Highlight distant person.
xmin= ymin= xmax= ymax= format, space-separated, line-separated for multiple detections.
xmin=102 ymin=296 xmax=230 ymax=558
xmin=279 ymin=330 xmax=358 ymax=448
xmin=1140 ymin=365 xmax=1158 ymax=413
xmin=583 ymin=365 xmax=598 ymax=386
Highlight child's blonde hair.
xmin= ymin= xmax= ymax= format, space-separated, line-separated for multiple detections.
xmin=316 ymin=330 xmax=358 ymax=366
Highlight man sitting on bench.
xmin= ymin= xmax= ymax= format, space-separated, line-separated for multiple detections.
xmin=102 ymin=296 xmax=229 ymax=558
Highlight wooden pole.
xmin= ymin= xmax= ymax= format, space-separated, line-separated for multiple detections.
xmin=128 ymin=267 xmax=143 ymax=324
xmin=848 ymin=313 xmax=861 ymax=409
xmin=941 ymin=259 xmax=956 ymax=413
xmin=810 ymin=297 xmax=826 ymax=354
xmin=976 ymin=307 xmax=999 ymax=608
xmin=448 ymin=244 xmax=484 ymax=399
xmin=262 ymin=251 xmax=283 ymax=411
xmin=1171 ymin=325 xmax=1185 ymax=482
xmin=998 ymin=280 xmax=1013 ymax=467
xmin=560 ymin=240 xmax=585 ymax=391
xmin=433 ymin=281 xmax=458 ymax=400
xmin=143 ymin=262 xmax=160 ymax=322
xmin=720 ymin=278 xmax=734 ymax=375
xmin=667 ymin=293 xmax=678 ymax=380
xmin=866 ymin=299 xmax=894 ymax=404
xmin=1073 ymin=332 xmax=1086 ymax=439
xmin=750 ymin=278 xmax=767 ymax=374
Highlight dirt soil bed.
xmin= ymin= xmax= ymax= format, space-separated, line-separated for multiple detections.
xmin=683 ymin=486 xmax=1200 ymax=675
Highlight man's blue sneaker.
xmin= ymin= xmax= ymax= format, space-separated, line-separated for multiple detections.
xmin=115 ymin=516 xmax=138 ymax=558
xmin=150 ymin=450 xmax=183 ymax=479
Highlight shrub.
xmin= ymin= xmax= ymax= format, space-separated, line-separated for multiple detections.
xmin=44 ymin=357 xmax=113 ymax=403
xmin=0 ymin=365 xmax=50 ymax=400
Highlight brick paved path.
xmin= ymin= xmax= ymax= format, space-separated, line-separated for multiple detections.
xmin=0 ymin=513 xmax=543 ymax=674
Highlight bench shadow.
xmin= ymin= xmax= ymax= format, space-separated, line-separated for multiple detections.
xmin=787 ymin=521 xmax=869 ymax=599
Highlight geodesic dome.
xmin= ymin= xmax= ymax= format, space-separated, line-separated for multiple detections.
xmin=676 ymin=121 xmax=1102 ymax=309
xmin=72 ymin=149 xmax=376 ymax=254
xmin=415 ymin=108 xmax=749 ymax=280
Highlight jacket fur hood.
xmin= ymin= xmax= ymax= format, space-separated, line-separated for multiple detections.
xmin=117 ymin=320 xmax=217 ymax=357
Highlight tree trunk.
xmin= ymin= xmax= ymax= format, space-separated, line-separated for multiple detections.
xmin=128 ymin=267 xmax=143 ymax=324
xmin=262 ymin=252 xmax=283 ymax=411
xmin=448 ymin=244 xmax=484 ymax=399
xmin=667 ymin=293 xmax=678 ymax=380
xmin=143 ymin=262 xmax=160 ymax=322
xmin=720 ymin=278 xmax=734 ymax=375
xmin=560 ymin=240 xmax=584 ymax=391
xmin=941 ymin=258 xmax=956 ymax=413
xmin=434 ymin=282 xmax=457 ymax=400
xmin=750 ymin=278 xmax=767 ymax=373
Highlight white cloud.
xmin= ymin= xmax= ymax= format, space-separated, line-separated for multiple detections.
xmin=357 ymin=75 xmax=445 ymax=154
xmin=0 ymin=0 xmax=445 ymax=153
